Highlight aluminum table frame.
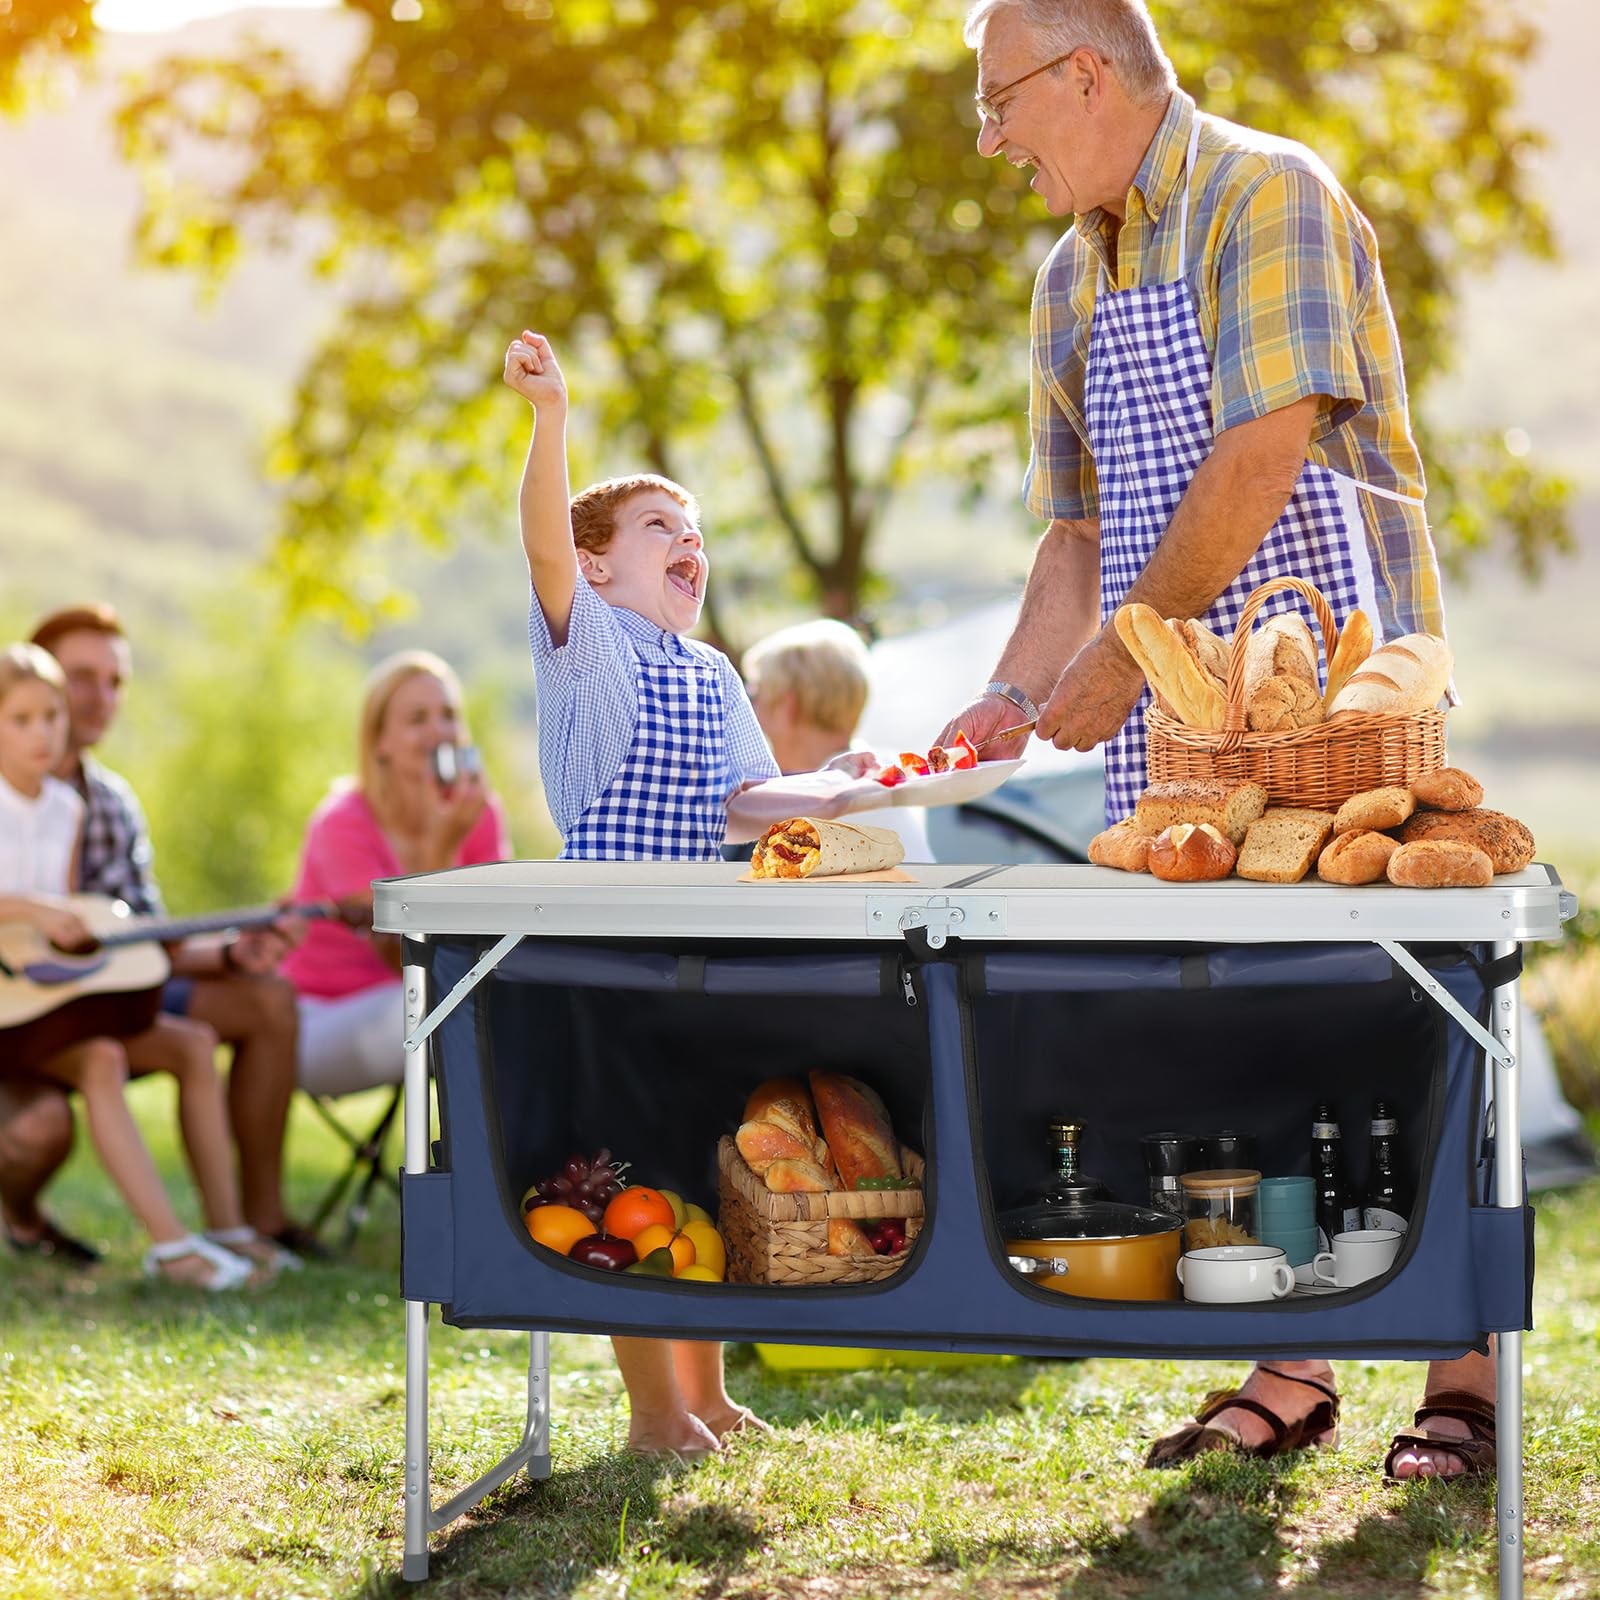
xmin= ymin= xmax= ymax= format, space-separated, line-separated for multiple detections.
xmin=376 ymin=862 xmax=1577 ymax=1590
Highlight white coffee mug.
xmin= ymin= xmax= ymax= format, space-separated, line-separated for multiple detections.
xmin=1311 ymin=1228 xmax=1402 ymax=1288
xmin=1177 ymin=1245 xmax=1295 ymax=1304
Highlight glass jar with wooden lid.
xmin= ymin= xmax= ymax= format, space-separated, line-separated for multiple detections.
xmin=1179 ymin=1169 xmax=1262 ymax=1250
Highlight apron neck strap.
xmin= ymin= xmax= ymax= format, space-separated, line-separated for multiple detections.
xmin=1175 ymin=115 xmax=1201 ymax=267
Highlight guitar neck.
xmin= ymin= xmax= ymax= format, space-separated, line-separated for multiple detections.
xmin=99 ymin=902 xmax=328 ymax=950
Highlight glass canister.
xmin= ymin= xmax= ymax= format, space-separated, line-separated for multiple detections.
xmin=1140 ymin=1131 xmax=1197 ymax=1216
xmin=1180 ymin=1168 xmax=1262 ymax=1249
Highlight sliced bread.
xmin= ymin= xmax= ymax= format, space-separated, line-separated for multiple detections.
xmin=1236 ymin=807 xmax=1337 ymax=884
xmin=1134 ymin=779 xmax=1268 ymax=845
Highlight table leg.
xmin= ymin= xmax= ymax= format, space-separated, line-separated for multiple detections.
xmin=526 ymin=1330 xmax=552 ymax=1481
xmin=1492 ymin=940 xmax=1524 ymax=1600
xmin=403 ymin=1297 xmax=431 ymax=1582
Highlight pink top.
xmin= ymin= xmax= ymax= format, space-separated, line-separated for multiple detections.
xmin=281 ymin=784 xmax=510 ymax=1000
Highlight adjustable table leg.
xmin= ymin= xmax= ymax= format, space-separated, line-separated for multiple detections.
xmin=403 ymin=1297 xmax=431 ymax=1582
xmin=526 ymin=1330 xmax=552 ymax=1481
xmin=1491 ymin=939 xmax=1524 ymax=1600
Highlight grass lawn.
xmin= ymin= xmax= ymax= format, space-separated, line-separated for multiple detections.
xmin=2 ymin=1083 xmax=1597 ymax=1600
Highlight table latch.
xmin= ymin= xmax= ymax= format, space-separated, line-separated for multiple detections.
xmin=865 ymin=894 xmax=1005 ymax=948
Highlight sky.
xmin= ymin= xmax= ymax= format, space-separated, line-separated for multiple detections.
xmin=95 ymin=0 xmax=333 ymax=33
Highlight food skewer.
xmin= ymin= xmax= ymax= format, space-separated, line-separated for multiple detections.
xmin=972 ymin=720 xmax=1037 ymax=751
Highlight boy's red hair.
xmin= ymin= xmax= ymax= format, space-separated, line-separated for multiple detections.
xmin=570 ymin=475 xmax=698 ymax=554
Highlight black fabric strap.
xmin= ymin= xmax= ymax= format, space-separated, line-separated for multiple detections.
xmin=675 ymin=954 xmax=706 ymax=994
xmin=1180 ymin=954 xmax=1210 ymax=990
xmin=1473 ymin=948 xmax=1523 ymax=991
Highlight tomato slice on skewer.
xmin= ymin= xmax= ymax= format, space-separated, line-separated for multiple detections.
xmin=948 ymin=730 xmax=979 ymax=770
xmin=898 ymin=752 xmax=931 ymax=777
xmin=872 ymin=764 xmax=907 ymax=787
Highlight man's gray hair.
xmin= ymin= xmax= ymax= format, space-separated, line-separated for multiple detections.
xmin=963 ymin=0 xmax=1176 ymax=107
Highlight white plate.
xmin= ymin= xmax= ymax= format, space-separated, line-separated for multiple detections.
xmin=761 ymin=759 xmax=1027 ymax=815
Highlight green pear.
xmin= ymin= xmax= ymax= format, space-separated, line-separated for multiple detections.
xmin=624 ymin=1247 xmax=677 ymax=1278
xmin=520 ymin=1182 xmax=543 ymax=1214
xmin=658 ymin=1189 xmax=689 ymax=1229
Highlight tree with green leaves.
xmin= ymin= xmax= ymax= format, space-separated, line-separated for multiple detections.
xmin=113 ymin=0 xmax=1567 ymax=638
xmin=0 ymin=0 xmax=94 ymax=112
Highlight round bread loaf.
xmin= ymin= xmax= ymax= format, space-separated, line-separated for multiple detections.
xmin=1148 ymin=822 xmax=1236 ymax=882
xmin=1333 ymin=785 xmax=1415 ymax=835
xmin=1317 ymin=829 xmax=1400 ymax=886
xmin=1410 ymin=766 xmax=1484 ymax=811
xmin=1387 ymin=839 xmax=1493 ymax=889
xmin=1088 ymin=819 xmax=1153 ymax=873
xmin=1397 ymin=807 xmax=1535 ymax=874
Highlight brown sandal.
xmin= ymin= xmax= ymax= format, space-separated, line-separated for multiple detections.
xmin=1145 ymin=1367 xmax=1341 ymax=1469
xmin=1382 ymin=1388 xmax=1497 ymax=1484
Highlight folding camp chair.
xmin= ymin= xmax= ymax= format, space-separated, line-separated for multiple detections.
xmin=304 ymin=1085 xmax=403 ymax=1250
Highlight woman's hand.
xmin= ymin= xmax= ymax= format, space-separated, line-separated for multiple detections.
xmin=419 ymin=768 xmax=490 ymax=866
xmin=31 ymin=902 xmax=94 ymax=951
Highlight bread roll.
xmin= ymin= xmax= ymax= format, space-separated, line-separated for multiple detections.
xmin=1317 ymin=829 xmax=1400 ymax=886
xmin=1325 ymin=608 xmax=1374 ymax=703
xmin=1333 ymin=785 xmax=1415 ymax=835
xmin=1243 ymin=611 xmax=1319 ymax=694
xmin=1236 ymin=808 xmax=1337 ymax=884
xmin=1134 ymin=780 xmax=1268 ymax=845
xmin=1148 ymin=822 xmax=1237 ymax=882
xmin=1113 ymin=603 xmax=1226 ymax=729
xmin=1088 ymin=819 xmax=1154 ymax=873
xmin=1387 ymin=840 xmax=1494 ymax=889
xmin=1397 ymin=808 xmax=1535 ymax=874
xmin=1327 ymin=633 xmax=1453 ymax=717
xmin=1411 ymin=766 xmax=1484 ymax=811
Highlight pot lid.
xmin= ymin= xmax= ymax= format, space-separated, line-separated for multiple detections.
xmin=997 ymin=1198 xmax=1185 ymax=1242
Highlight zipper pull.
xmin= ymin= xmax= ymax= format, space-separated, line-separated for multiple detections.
xmin=900 ymin=966 xmax=918 ymax=1007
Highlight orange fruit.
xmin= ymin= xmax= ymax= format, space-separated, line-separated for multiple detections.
xmin=602 ymin=1186 xmax=676 ymax=1242
xmin=526 ymin=1204 xmax=596 ymax=1256
xmin=633 ymin=1223 xmax=695 ymax=1273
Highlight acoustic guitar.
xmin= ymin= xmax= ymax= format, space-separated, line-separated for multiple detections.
xmin=0 ymin=894 xmax=355 ymax=1069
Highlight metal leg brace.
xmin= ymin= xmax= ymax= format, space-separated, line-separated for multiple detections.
xmin=400 ymin=943 xmax=551 ymax=1583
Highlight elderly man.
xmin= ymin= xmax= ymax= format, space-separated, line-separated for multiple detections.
xmin=2 ymin=605 xmax=322 ymax=1262
xmin=945 ymin=0 xmax=1491 ymax=1484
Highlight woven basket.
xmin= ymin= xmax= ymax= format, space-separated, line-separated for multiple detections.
xmin=1144 ymin=576 xmax=1446 ymax=811
xmin=717 ymin=1135 xmax=924 ymax=1286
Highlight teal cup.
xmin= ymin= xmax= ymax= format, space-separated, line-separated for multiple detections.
xmin=1258 ymin=1176 xmax=1315 ymax=1229
xmin=1260 ymin=1223 xmax=1320 ymax=1267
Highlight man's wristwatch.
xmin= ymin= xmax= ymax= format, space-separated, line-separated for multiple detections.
xmin=983 ymin=680 xmax=1041 ymax=722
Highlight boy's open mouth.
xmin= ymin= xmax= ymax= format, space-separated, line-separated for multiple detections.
xmin=667 ymin=556 xmax=700 ymax=600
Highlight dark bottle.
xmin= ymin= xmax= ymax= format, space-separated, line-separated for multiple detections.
xmin=1311 ymin=1102 xmax=1361 ymax=1251
xmin=1025 ymin=1118 xmax=1109 ymax=1207
xmin=1362 ymin=1100 xmax=1411 ymax=1233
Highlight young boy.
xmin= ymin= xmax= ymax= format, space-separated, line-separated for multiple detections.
xmin=502 ymin=330 xmax=866 ymax=861
xmin=505 ymin=329 xmax=879 ymax=1459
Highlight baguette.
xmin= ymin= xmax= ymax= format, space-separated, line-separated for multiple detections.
xmin=1327 ymin=633 xmax=1453 ymax=717
xmin=1113 ymin=603 xmax=1225 ymax=729
xmin=1324 ymin=608 xmax=1373 ymax=703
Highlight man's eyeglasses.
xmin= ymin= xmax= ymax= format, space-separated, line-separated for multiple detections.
xmin=974 ymin=48 xmax=1082 ymax=128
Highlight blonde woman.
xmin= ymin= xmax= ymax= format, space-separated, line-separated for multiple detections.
xmin=282 ymin=652 xmax=510 ymax=1096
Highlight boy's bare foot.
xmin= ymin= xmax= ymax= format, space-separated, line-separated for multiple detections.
xmin=626 ymin=1410 xmax=722 ymax=1461
xmin=698 ymin=1403 xmax=773 ymax=1442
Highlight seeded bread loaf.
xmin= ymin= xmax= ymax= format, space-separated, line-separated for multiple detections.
xmin=1333 ymin=785 xmax=1415 ymax=835
xmin=1317 ymin=829 xmax=1400 ymax=886
xmin=1410 ymin=766 xmax=1484 ymax=811
xmin=1134 ymin=779 xmax=1268 ymax=845
xmin=1397 ymin=807 xmax=1535 ymax=874
xmin=1236 ymin=807 xmax=1337 ymax=884
xmin=1327 ymin=633 xmax=1453 ymax=717
xmin=1387 ymin=839 xmax=1494 ymax=889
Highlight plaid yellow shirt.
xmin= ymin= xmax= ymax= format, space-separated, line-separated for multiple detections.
xmin=1024 ymin=90 xmax=1446 ymax=641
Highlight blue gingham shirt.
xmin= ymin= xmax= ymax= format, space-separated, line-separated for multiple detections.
xmin=71 ymin=754 xmax=165 ymax=916
xmin=528 ymin=578 xmax=778 ymax=843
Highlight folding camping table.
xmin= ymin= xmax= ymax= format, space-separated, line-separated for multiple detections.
xmin=374 ymin=861 xmax=1578 ymax=1593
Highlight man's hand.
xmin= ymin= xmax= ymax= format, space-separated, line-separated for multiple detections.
xmin=935 ymin=694 xmax=1033 ymax=762
xmin=503 ymin=330 xmax=568 ymax=412
xmin=1036 ymin=633 xmax=1148 ymax=752
xmin=31 ymin=902 xmax=93 ymax=951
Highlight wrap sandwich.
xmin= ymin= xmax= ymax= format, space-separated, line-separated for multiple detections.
xmin=750 ymin=817 xmax=906 ymax=879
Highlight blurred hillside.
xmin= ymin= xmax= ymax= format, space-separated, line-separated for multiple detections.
xmin=0 ymin=0 xmax=1595 ymax=884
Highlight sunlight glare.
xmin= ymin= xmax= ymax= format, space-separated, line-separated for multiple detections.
xmin=95 ymin=0 xmax=336 ymax=35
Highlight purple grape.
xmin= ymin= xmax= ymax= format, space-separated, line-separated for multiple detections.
xmin=564 ymin=1156 xmax=589 ymax=1185
xmin=552 ymin=1176 xmax=574 ymax=1197
xmin=592 ymin=1148 xmax=612 ymax=1170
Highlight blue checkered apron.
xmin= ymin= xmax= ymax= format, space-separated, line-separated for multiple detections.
xmin=562 ymin=653 xmax=728 ymax=861
xmin=1084 ymin=121 xmax=1420 ymax=826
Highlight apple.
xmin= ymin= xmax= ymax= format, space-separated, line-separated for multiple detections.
xmin=568 ymin=1234 xmax=637 ymax=1271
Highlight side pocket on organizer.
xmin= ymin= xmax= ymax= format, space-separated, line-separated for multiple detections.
xmin=401 ymin=1170 xmax=454 ymax=1304
xmin=1470 ymin=1204 xmax=1535 ymax=1333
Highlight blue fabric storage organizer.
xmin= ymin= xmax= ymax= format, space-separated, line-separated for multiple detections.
xmin=401 ymin=936 xmax=1531 ymax=1360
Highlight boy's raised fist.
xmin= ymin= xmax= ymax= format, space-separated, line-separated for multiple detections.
xmin=503 ymin=329 xmax=567 ymax=408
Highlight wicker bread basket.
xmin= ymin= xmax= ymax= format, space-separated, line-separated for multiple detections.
xmin=717 ymin=1135 xmax=924 ymax=1286
xmin=1143 ymin=576 xmax=1446 ymax=811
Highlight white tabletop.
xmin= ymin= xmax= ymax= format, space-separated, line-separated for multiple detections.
xmin=372 ymin=862 xmax=1574 ymax=946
